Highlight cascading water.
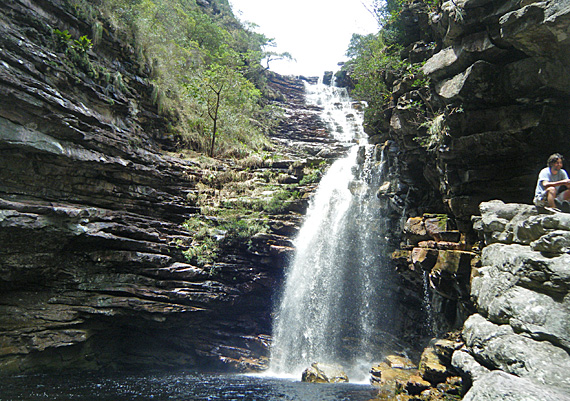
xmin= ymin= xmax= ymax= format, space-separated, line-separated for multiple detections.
xmin=269 ymin=79 xmax=401 ymax=381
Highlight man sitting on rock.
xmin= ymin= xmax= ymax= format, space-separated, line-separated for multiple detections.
xmin=534 ymin=153 xmax=570 ymax=211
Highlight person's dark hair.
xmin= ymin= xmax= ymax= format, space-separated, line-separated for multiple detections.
xmin=548 ymin=153 xmax=564 ymax=167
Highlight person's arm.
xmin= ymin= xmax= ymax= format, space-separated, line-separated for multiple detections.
xmin=544 ymin=178 xmax=570 ymax=188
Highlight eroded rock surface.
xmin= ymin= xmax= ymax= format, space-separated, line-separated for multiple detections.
xmin=301 ymin=362 xmax=349 ymax=383
xmin=453 ymin=200 xmax=570 ymax=398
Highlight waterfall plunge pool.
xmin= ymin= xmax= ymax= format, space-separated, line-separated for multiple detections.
xmin=0 ymin=371 xmax=380 ymax=400
xmin=0 ymin=80 xmax=416 ymax=401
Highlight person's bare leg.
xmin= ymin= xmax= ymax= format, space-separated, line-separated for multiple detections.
xmin=546 ymin=187 xmax=557 ymax=208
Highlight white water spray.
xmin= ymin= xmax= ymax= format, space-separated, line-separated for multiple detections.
xmin=269 ymin=79 xmax=400 ymax=381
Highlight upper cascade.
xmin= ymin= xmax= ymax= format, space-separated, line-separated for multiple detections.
xmin=303 ymin=78 xmax=367 ymax=144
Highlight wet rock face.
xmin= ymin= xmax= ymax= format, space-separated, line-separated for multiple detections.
xmin=369 ymin=347 xmax=463 ymax=399
xmin=454 ymin=200 xmax=570 ymax=399
xmin=393 ymin=213 xmax=475 ymax=334
xmin=0 ymin=0 xmax=309 ymax=374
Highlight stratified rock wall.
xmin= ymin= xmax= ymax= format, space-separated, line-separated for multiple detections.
xmin=377 ymin=0 xmax=570 ymax=225
xmin=377 ymin=4 xmax=570 ymax=398
xmin=375 ymin=0 xmax=570 ymax=340
xmin=0 ymin=0 xmax=306 ymax=374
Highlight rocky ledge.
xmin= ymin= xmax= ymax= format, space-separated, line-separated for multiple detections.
xmin=453 ymin=200 xmax=570 ymax=400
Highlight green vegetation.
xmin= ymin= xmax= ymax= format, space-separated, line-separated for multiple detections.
xmin=414 ymin=106 xmax=462 ymax=151
xmin=58 ymin=0 xmax=284 ymax=158
xmin=178 ymin=157 xmax=307 ymax=266
xmin=340 ymin=0 xmax=459 ymax=149
xmin=182 ymin=215 xmax=268 ymax=267
xmin=341 ymin=0 xmax=440 ymax=107
xmin=299 ymin=160 xmax=327 ymax=185
xmin=373 ymin=0 xmax=442 ymax=43
xmin=52 ymin=28 xmax=101 ymax=79
xmin=343 ymin=32 xmax=404 ymax=110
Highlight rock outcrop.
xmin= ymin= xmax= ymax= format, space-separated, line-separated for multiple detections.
xmin=371 ymin=2 xmax=570 ymax=396
xmin=453 ymin=200 xmax=570 ymax=399
xmin=369 ymin=345 xmax=463 ymax=399
xmin=370 ymin=0 xmax=570 ymax=230
xmin=393 ymin=212 xmax=476 ymax=334
xmin=301 ymin=362 xmax=349 ymax=383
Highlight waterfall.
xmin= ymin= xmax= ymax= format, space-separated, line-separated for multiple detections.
xmin=269 ymin=79 xmax=400 ymax=381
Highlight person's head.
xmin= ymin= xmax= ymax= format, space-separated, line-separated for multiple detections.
xmin=548 ymin=153 xmax=564 ymax=167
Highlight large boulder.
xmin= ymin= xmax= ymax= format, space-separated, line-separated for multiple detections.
xmin=473 ymin=243 xmax=570 ymax=350
xmin=301 ymin=362 xmax=349 ymax=383
xmin=463 ymin=371 xmax=570 ymax=401
xmin=462 ymin=314 xmax=570 ymax=391
xmin=459 ymin=201 xmax=570 ymax=398
xmin=499 ymin=0 xmax=570 ymax=68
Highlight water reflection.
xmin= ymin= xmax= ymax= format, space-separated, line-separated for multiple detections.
xmin=0 ymin=372 xmax=380 ymax=401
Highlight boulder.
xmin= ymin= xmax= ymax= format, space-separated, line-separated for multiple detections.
xmin=418 ymin=345 xmax=450 ymax=385
xmin=404 ymin=217 xmax=430 ymax=244
xmin=500 ymin=0 xmax=570 ymax=64
xmin=411 ymin=247 xmax=438 ymax=271
xmin=429 ymin=249 xmax=474 ymax=299
xmin=473 ymin=243 xmax=570 ymax=350
xmin=531 ymin=230 xmax=570 ymax=254
xmin=451 ymin=348 xmax=490 ymax=383
xmin=435 ymin=61 xmax=508 ymax=105
xmin=422 ymin=31 xmax=507 ymax=80
xmin=404 ymin=374 xmax=431 ymax=395
xmin=463 ymin=371 xmax=570 ymax=401
xmin=477 ymin=200 xmax=540 ymax=244
xmin=433 ymin=339 xmax=461 ymax=363
xmin=370 ymin=361 xmax=418 ymax=390
xmin=385 ymin=354 xmax=417 ymax=370
xmin=301 ymin=362 xmax=348 ymax=383
xmin=462 ymin=314 xmax=570 ymax=391
xmin=477 ymin=241 xmax=570 ymax=296
xmin=322 ymin=71 xmax=334 ymax=86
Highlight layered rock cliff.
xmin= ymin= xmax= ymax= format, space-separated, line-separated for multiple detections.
xmin=371 ymin=0 xmax=570 ymax=329
xmin=0 ymin=0 xmax=334 ymax=374
xmin=377 ymin=0 xmax=570 ymax=225
xmin=364 ymin=1 xmax=570 ymax=398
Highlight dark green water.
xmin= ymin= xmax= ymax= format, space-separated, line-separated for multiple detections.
xmin=0 ymin=372 xmax=380 ymax=400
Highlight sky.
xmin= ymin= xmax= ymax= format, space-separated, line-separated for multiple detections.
xmin=229 ymin=0 xmax=379 ymax=77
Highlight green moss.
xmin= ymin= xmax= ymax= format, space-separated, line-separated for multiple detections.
xmin=182 ymin=214 xmax=269 ymax=266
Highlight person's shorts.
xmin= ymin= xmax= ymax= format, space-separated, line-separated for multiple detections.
xmin=534 ymin=190 xmax=567 ymax=207
xmin=534 ymin=196 xmax=549 ymax=207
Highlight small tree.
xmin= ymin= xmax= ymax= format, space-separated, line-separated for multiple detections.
xmin=206 ymin=79 xmax=223 ymax=157
xmin=185 ymin=62 xmax=263 ymax=157
xmin=263 ymin=51 xmax=294 ymax=70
